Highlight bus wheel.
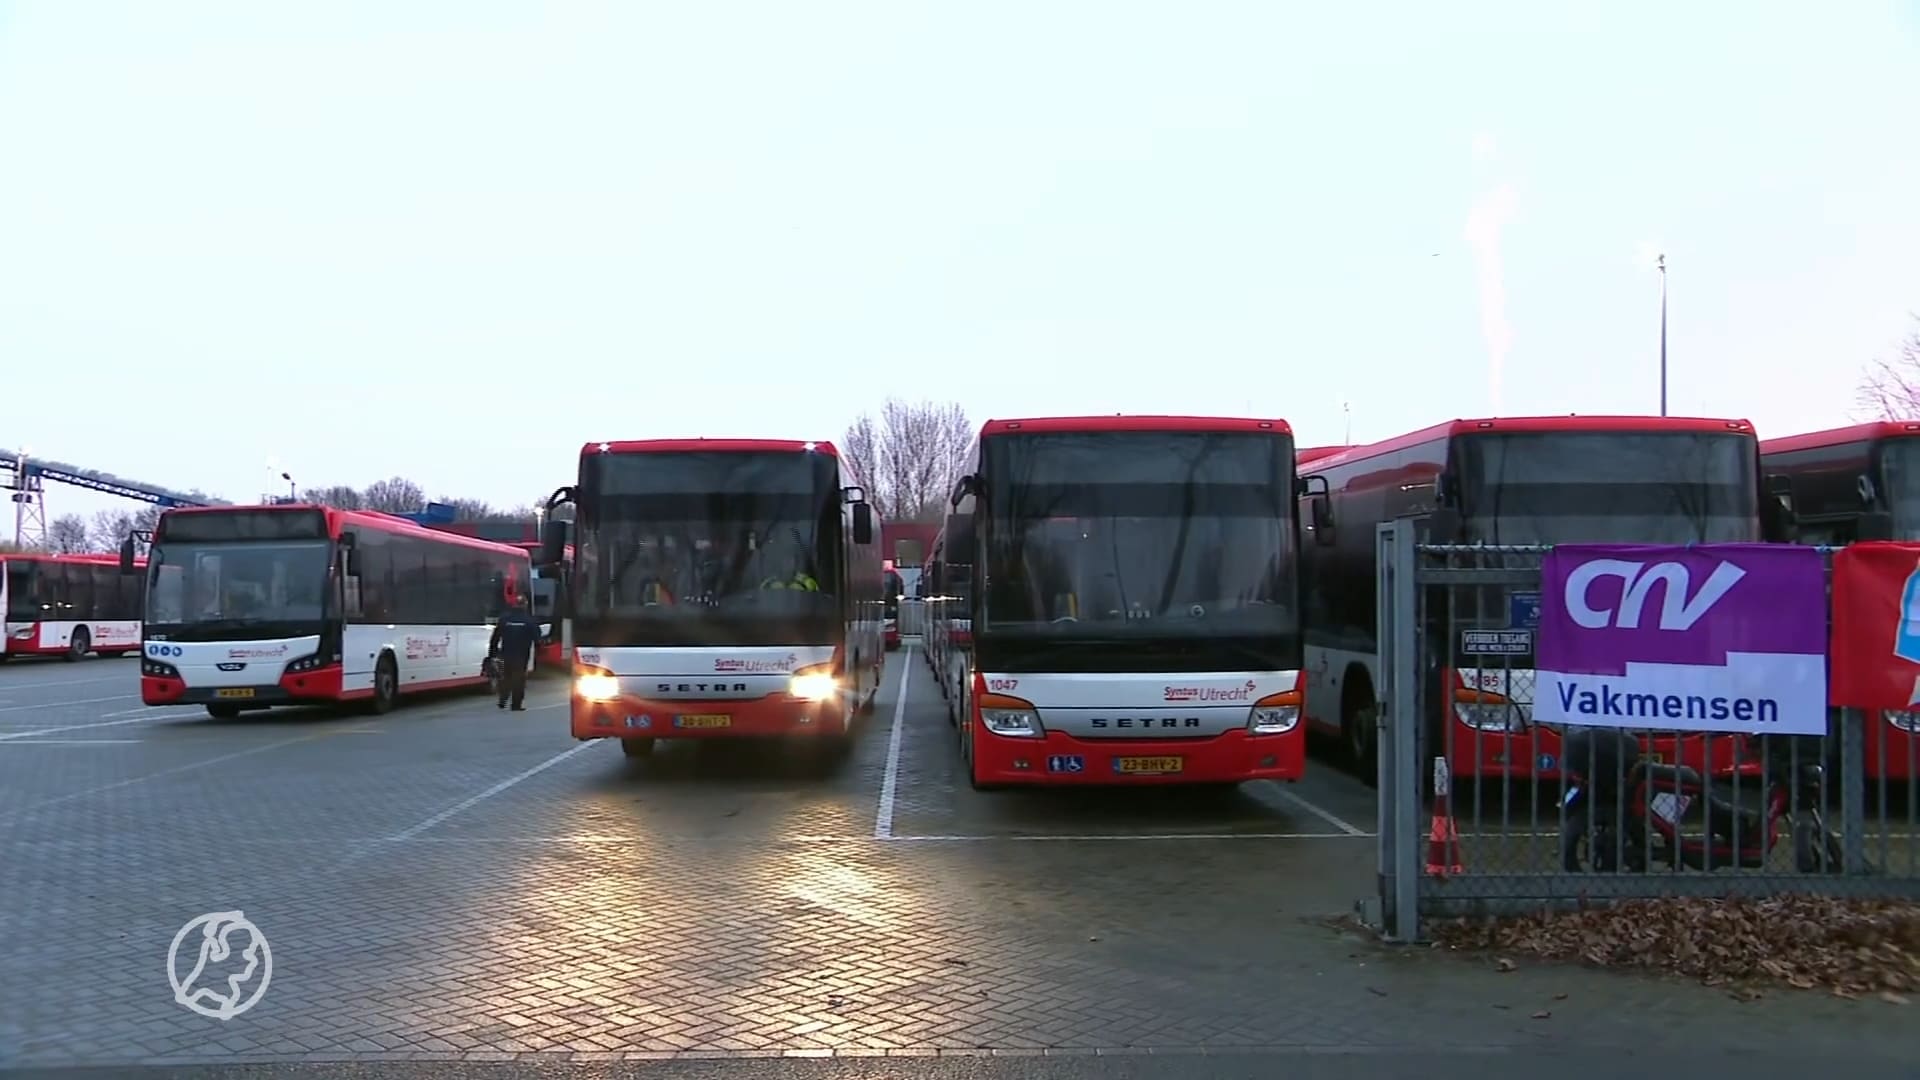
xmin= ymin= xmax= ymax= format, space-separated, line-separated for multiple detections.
xmin=206 ymin=703 xmax=242 ymax=720
xmin=1342 ymin=677 xmax=1379 ymax=783
xmin=64 ymin=628 xmax=90 ymax=662
xmin=368 ymin=655 xmax=398 ymax=715
xmin=620 ymin=737 xmax=655 ymax=758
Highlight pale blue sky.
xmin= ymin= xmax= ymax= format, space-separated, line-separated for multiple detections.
xmin=4 ymin=1 xmax=1918 ymax=525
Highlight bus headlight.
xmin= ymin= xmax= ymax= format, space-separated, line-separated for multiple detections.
xmin=575 ymin=668 xmax=621 ymax=701
xmin=789 ymin=672 xmax=838 ymax=701
xmin=1248 ymin=705 xmax=1299 ymax=734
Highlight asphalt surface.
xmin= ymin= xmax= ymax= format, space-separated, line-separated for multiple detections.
xmin=0 ymin=646 xmax=1913 ymax=1077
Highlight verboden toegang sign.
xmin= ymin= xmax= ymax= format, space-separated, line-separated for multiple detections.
xmin=1534 ymin=543 xmax=1828 ymax=736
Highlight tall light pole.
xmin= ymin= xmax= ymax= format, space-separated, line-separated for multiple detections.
xmin=1657 ymin=253 xmax=1668 ymax=417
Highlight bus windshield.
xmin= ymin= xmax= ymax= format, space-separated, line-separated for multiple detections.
xmin=981 ymin=431 xmax=1296 ymax=640
xmin=1456 ymin=431 xmax=1758 ymax=545
xmin=144 ymin=539 xmax=334 ymax=641
xmin=575 ymin=452 xmax=843 ymax=643
xmin=1878 ymin=438 xmax=1920 ymax=540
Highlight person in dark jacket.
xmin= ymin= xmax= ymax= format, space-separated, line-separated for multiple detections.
xmin=488 ymin=598 xmax=541 ymax=711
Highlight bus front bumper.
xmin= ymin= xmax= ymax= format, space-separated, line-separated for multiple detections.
xmin=571 ymin=692 xmax=847 ymax=740
xmin=971 ymin=728 xmax=1305 ymax=785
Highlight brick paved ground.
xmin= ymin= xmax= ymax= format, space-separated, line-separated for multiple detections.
xmin=0 ymin=649 xmax=1913 ymax=1073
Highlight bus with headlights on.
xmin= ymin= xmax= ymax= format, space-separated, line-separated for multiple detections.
xmin=541 ymin=439 xmax=885 ymax=759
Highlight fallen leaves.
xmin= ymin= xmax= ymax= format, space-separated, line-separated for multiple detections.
xmin=1432 ymin=896 xmax=1920 ymax=998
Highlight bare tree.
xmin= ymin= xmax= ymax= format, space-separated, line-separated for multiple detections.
xmin=438 ymin=497 xmax=497 ymax=522
xmin=303 ymin=484 xmax=365 ymax=509
xmin=87 ymin=507 xmax=162 ymax=553
xmin=1857 ymin=316 xmax=1920 ymax=419
xmin=47 ymin=515 xmax=91 ymax=554
xmin=0 ymin=540 xmax=42 ymax=554
xmin=841 ymin=398 xmax=973 ymax=523
xmin=361 ymin=477 xmax=425 ymax=514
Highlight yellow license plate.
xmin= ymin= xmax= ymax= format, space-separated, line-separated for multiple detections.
xmin=1114 ymin=756 xmax=1183 ymax=775
xmin=676 ymin=714 xmax=731 ymax=729
xmin=215 ymin=688 xmax=255 ymax=699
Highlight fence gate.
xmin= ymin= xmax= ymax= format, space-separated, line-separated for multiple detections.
xmin=1373 ymin=519 xmax=1920 ymax=943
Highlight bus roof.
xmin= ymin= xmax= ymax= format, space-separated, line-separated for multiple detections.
xmin=1301 ymin=415 xmax=1756 ymax=472
xmin=157 ymin=504 xmax=532 ymax=558
xmin=0 ymin=551 xmax=141 ymax=565
xmin=1295 ymin=445 xmax=1350 ymax=464
xmin=580 ymin=439 xmax=842 ymax=458
xmin=979 ymin=415 xmax=1293 ymax=437
xmin=1760 ymin=420 xmax=1920 ymax=456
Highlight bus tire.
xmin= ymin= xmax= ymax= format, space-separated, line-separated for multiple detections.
xmin=1341 ymin=666 xmax=1379 ymax=784
xmin=64 ymin=628 xmax=90 ymax=662
xmin=620 ymin=736 xmax=655 ymax=758
xmin=368 ymin=654 xmax=398 ymax=715
xmin=206 ymin=703 xmax=242 ymax=720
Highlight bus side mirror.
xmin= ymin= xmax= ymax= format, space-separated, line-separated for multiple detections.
xmin=118 ymin=536 xmax=138 ymax=574
xmin=540 ymin=518 xmax=570 ymax=566
xmin=1859 ymin=511 xmax=1894 ymax=541
xmin=1433 ymin=471 xmax=1459 ymax=507
xmin=951 ymin=474 xmax=977 ymax=509
xmin=345 ymin=548 xmax=363 ymax=576
xmin=1308 ymin=494 xmax=1334 ymax=547
xmin=851 ymin=502 xmax=875 ymax=545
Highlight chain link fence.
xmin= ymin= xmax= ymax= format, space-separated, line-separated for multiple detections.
xmin=1373 ymin=521 xmax=1920 ymax=941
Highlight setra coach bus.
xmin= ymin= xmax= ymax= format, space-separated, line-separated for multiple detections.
xmin=127 ymin=503 xmax=532 ymax=718
xmin=541 ymin=439 xmax=885 ymax=758
xmin=1298 ymin=415 xmax=1792 ymax=784
xmin=1762 ymin=420 xmax=1920 ymax=781
xmin=947 ymin=415 xmax=1307 ymax=789
xmin=1 ymin=552 xmax=146 ymax=661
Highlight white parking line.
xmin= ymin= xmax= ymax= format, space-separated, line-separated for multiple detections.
xmin=0 ymin=694 xmax=136 ymax=714
xmin=888 ymin=831 xmax=1373 ymax=842
xmin=872 ymin=646 xmax=913 ymax=840
xmin=0 ymin=712 xmax=162 ymax=741
xmin=1250 ymin=781 xmax=1370 ymax=837
xmin=386 ymin=734 xmax=591 ymax=841
xmin=0 ymin=673 xmax=135 ymax=690
xmin=0 ymin=739 xmax=142 ymax=746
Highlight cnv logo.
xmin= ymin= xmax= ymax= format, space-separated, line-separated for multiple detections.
xmin=1563 ymin=559 xmax=1745 ymax=632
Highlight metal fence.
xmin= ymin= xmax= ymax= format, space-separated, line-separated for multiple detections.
xmin=1373 ymin=520 xmax=1920 ymax=942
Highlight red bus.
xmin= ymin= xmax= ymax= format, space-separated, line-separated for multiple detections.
xmin=1 ymin=552 xmax=146 ymax=661
xmin=129 ymin=504 xmax=531 ymax=718
xmin=1761 ymin=420 xmax=1918 ymax=780
xmin=541 ymin=439 xmax=885 ymax=758
xmin=1297 ymin=415 xmax=1792 ymax=783
xmin=948 ymin=415 xmax=1306 ymax=789
xmin=923 ymin=509 xmax=976 ymax=725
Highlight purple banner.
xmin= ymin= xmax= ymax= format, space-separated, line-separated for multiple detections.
xmin=1536 ymin=544 xmax=1828 ymax=735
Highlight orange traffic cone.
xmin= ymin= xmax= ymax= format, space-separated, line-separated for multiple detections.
xmin=1425 ymin=756 xmax=1464 ymax=877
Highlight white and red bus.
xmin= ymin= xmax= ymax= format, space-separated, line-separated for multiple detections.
xmin=1761 ymin=420 xmax=1918 ymax=781
xmin=1 ymin=552 xmax=146 ymax=661
xmin=923 ymin=511 xmax=976 ymax=721
xmin=418 ymin=522 xmax=571 ymax=671
xmin=128 ymin=504 xmax=532 ymax=718
xmin=948 ymin=415 xmax=1306 ymax=789
xmin=1298 ymin=415 xmax=1792 ymax=784
xmin=542 ymin=439 xmax=885 ymax=758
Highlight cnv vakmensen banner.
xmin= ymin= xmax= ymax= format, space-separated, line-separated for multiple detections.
xmin=1534 ymin=543 xmax=1828 ymax=736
